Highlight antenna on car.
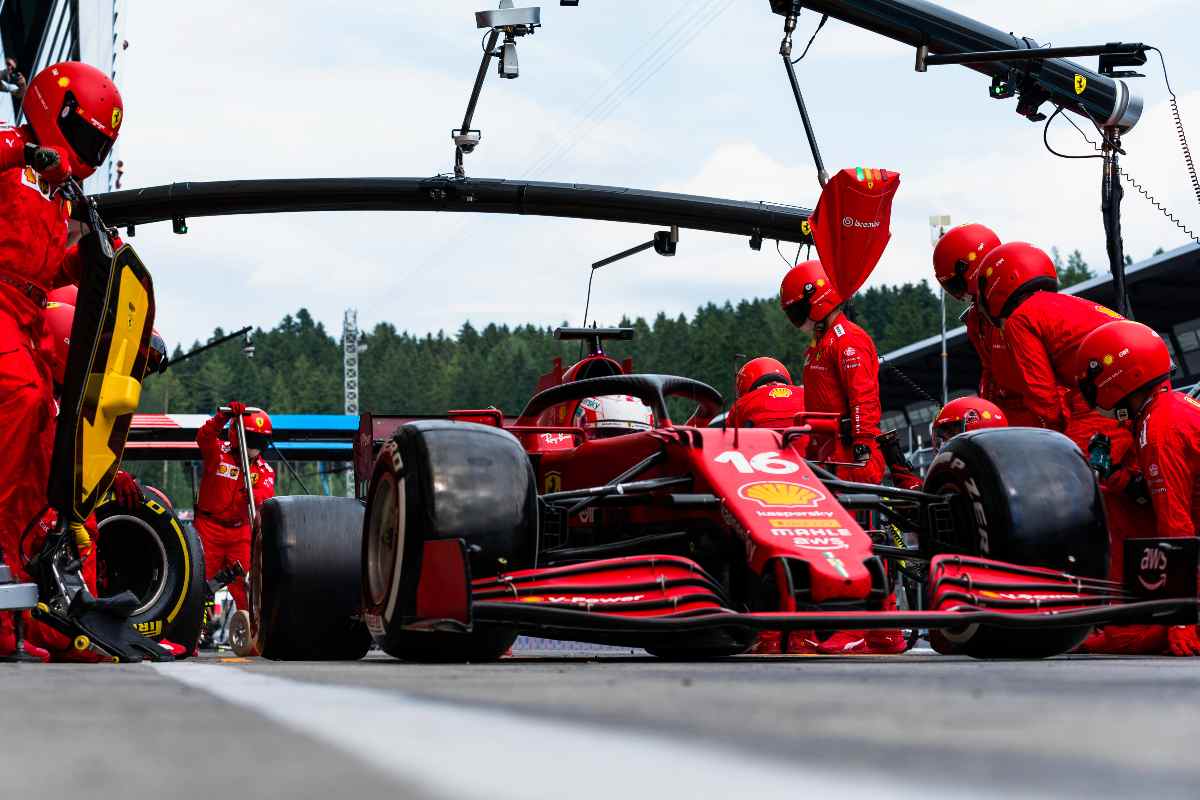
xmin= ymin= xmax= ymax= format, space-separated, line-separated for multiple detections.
xmin=580 ymin=226 xmax=678 ymax=336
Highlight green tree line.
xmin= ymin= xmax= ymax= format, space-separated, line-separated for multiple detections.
xmin=131 ymin=250 xmax=1104 ymax=504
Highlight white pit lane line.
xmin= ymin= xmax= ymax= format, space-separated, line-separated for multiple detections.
xmin=154 ymin=662 xmax=1032 ymax=800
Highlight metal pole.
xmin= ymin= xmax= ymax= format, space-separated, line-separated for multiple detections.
xmin=940 ymin=282 xmax=948 ymax=404
xmin=1102 ymin=127 xmax=1133 ymax=318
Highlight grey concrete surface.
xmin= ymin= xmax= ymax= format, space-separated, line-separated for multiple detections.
xmin=2 ymin=650 xmax=1197 ymax=799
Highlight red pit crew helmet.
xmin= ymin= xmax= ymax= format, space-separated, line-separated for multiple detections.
xmin=977 ymin=242 xmax=1058 ymax=323
xmin=23 ymin=61 xmax=123 ymax=178
xmin=572 ymin=395 xmax=652 ymax=439
xmin=780 ymin=259 xmax=842 ymax=327
xmin=234 ymin=407 xmax=274 ymax=451
xmin=931 ymin=395 xmax=1006 ymax=451
xmin=146 ymin=328 xmax=167 ymax=374
xmin=932 ymin=223 xmax=1000 ymax=300
xmin=736 ymin=357 xmax=792 ymax=398
xmin=1076 ymin=320 xmax=1173 ymax=415
xmin=39 ymin=300 xmax=74 ymax=386
xmin=47 ymin=284 xmax=78 ymax=305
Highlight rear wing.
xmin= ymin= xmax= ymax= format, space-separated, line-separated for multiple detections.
xmin=125 ymin=413 xmax=359 ymax=461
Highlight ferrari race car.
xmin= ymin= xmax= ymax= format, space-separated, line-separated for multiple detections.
xmin=246 ymin=328 xmax=1197 ymax=662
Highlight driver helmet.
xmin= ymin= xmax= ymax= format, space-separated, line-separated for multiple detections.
xmin=932 ymin=223 xmax=1000 ymax=300
xmin=931 ymin=396 xmax=1006 ymax=451
xmin=736 ymin=356 xmax=791 ymax=398
xmin=23 ymin=61 xmax=123 ymax=179
xmin=572 ymin=395 xmax=652 ymax=439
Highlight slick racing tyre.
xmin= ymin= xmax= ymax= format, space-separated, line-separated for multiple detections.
xmin=95 ymin=493 xmax=206 ymax=654
xmin=363 ymin=420 xmax=536 ymax=663
xmin=257 ymin=496 xmax=372 ymax=661
xmin=923 ymin=427 xmax=1107 ymax=659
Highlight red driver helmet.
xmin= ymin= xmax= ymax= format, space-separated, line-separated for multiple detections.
xmin=47 ymin=284 xmax=78 ymax=305
xmin=932 ymin=223 xmax=1000 ymax=300
xmin=780 ymin=260 xmax=842 ymax=327
xmin=1075 ymin=320 xmax=1173 ymax=415
xmin=977 ymin=242 xmax=1058 ymax=322
xmin=930 ymin=396 xmax=1006 ymax=451
xmin=736 ymin=357 xmax=792 ymax=398
xmin=23 ymin=61 xmax=123 ymax=179
xmin=39 ymin=301 xmax=74 ymax=386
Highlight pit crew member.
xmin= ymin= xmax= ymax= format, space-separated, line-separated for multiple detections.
xmin=883 ymin=396 xmax=1007 ymax=491
xmin=0 ymin=62 xmax=123 ymax=629
xmin=727 ymin=356 xmax=806 ymax=429
xmin=1074 ymin=319 xmax=1200 ymax=657
xmin=194 ymin=402 xmax=276 ymax=612
xmin=780 ymin=259 xmax=902 ymax=655
xmin=977 ymin=242 xmax=1131 ymax=461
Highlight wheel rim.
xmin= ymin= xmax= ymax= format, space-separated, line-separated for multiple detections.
xmin=230 ymin=611 xmax=249 ymax=653
xmin=96 ymin=514 xmax=170 ymax=617
xmin=366 ymin=471 xmax=403 ymax=608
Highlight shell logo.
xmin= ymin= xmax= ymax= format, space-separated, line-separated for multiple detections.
xmin=768 ymin=387 xmax=793 ymax=399
xmin=1103 ymin=354 xmax=1114 ymax=366
xmin=816 ymin=278 xmax=825 ymax=287
xmin=1095 ymin=305 xmax=1123 ymax=319
xmin=981 ymin=410 xmax=992 ymax=420
xmin=738 ymin=481 xmax=825 ymax=508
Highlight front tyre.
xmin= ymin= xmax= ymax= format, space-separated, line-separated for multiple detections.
xmin=362 ymin=421 xmax=535 ymax=663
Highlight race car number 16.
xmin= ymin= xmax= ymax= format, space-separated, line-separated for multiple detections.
xmin=714 ymin=451 xmax=800 ymax=475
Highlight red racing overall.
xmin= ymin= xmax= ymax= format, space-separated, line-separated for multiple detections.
xmin=1000 ymin=292 xmax=1131 ymax=459
xmin=802 ymin=313 xmax=884 ymax=484
xmin=0 ymin=126 xmax=83 ymax=590
xmin=728 ymin=383 xmax=805 ymax=428
xmin=193 ymin=410 xmax=275 ymax=611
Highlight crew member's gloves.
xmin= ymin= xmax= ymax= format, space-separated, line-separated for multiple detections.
xmin=1087 ymin=433 xmax=1114 ymax=479
xmin=852 ymin=442 xmax=872 ymax=465
xmin=23 ymin=142 xmax=71 ymax=185
xmin=112 ymin=470 xmax=143 ymax=509
xmin=1167 ymin=625 xmax=1200 ymax=657
xmin=224 ymin=400 xmax=247 ymax=418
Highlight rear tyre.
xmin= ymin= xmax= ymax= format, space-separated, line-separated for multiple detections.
xmin=95 ymin=493 xmax=206 ymax=654
xmin=257 ymin=496 xmax=371 ymax=661
xmin=362 ymin=421 xmax=536 ymax=663
xmin=923 ymin=428 xmax=1107 ymax=659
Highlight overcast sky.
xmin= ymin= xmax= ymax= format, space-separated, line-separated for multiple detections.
xmin=118 ymin=1 xmax=1199 ymax=350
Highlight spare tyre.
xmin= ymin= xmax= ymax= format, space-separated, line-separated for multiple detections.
xmin=95 ymin=492 xmax=206 ymax=654
xmin=256 ymin=495 xmax=372 ymax=661
xmin=363 ymin=420 xmax=536 ymax=663
xmin=923 ymin=427 xmax=1107 ymax=658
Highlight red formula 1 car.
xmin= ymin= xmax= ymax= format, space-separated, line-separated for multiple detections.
xmin=249 ymin=328 xmax=1197 ymax=662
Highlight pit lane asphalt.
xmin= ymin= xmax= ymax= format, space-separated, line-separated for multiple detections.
xmin=3 ymin=649 xmax=1197 ymax=799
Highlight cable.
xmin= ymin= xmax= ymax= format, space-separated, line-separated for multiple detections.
xmin=1058 ymin=103 xmax=1200 ymax=245
xmin=879 ymin=357 xmax=941 ymax=406
xmin=774 ymin=239 xmax=792 ymax=268
xmin=1042 ymin=106 xmax=1103 ymax=160
xmin=790 ymin=13 xmax=828 ymax=65
xmin=1150 ymin=47 xmax=1200 ymax=212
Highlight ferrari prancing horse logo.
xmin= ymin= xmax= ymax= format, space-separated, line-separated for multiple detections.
xmin=1074 ymin=74 xmax=1087 ymax=95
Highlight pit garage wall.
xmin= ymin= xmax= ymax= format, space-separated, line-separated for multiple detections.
xmin=76 ymin=0 xmax=125 ymax=194
xmin=0 ymin=0 xmax=123 ymax=192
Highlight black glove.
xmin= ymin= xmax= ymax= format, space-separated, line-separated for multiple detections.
xmin=852 ymin=443 xmax=871 ymax=465
xmin=1125 ymin=472 xmax=1150 ymax=505
xmin=1087 ymin=433 xmax=1114 ymax=479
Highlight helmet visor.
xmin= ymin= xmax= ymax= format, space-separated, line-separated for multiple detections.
xmin=942 ymin=260 xmax=969 ymax=299
xmin=931 ymin=419 xmax=966 ymax=451
xmin=245 ymin=431 xmax=272 ymax=452
xmin=57 ymin=91 xmax=115 ymax=168
xmin=784 ymin=298 xmax=811 ymax=327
